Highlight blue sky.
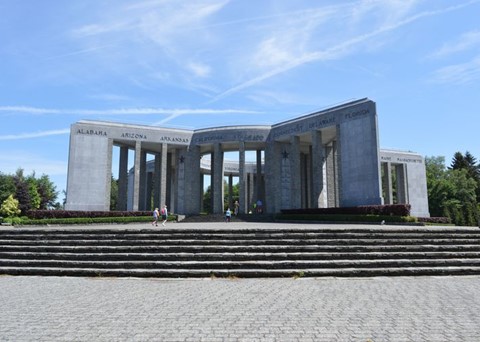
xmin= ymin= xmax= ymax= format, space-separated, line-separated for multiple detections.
xmin=1 ymin=0 xmax=480 ymax=198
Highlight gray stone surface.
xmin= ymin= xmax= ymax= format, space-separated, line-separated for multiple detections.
xmin=1 ymin=275 xmax=480 ymax=341
xmin=2 ymin=223 xmax=480 ymax=340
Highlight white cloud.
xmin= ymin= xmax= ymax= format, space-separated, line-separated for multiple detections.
xmin=0 ymin=106 xmax=260 ymax=116
xmin=0 ymin=129 xmax=70 ymax=141
xmin=431 ymin=30 xmax=480 ymax=58
xmin=187 ymin=62 xmax=211 ymax=78
xmin=431 ymin=55 xmax=480 ymax=84
xmin=211 ymin=0 xmax=480 ymax=102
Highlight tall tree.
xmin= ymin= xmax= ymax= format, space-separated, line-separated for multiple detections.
xmin=36 ymin=174 xmax=58 ymax=209
xmin=450 ymin=151 xmax=480 ymax=201
xmin=427 ymin=156 xmax=479 ymax=226
xmin=0 ymin=172 xmax=15 ymax=204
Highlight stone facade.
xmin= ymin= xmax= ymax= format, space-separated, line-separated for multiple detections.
xmin=65 ymin=98 xmax=430 ymax=217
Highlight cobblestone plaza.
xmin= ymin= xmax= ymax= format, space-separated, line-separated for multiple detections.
xmin=1 ymin=275 xmax=480 ymax=341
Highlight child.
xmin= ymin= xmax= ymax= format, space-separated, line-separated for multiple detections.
xmin=225 ymin=207 xmax=231 ymax=222
xmin=152 ymin=208 xmax=160 ymax=226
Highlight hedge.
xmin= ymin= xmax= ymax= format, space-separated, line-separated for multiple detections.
xmin=275 ymin=213 xmax=417 ymax=223
xmin=280 ymin=204 xmax=411 ymax=217
xmin=26 ymin=210 xmax=153 ymax=219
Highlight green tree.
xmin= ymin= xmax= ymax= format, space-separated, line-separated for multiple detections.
xmin=450 ymin=151 xmax=480 ymax=202
xmin=26 ymin=177 xmax=41 ymax=210
xmin=0 ymin=172 xmax=15 ymax=204
xmin=110 ymin=175 xmax=118 ymax=211
xmin=0 ymin=194 xmax=21 ymax=217
xmin=426 ymin=156 xmax=479 ymax=226
xmin=36 ymin=174 xmax=58 ymax=209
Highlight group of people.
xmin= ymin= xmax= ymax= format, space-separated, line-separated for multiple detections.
xmin=152 ymin=205 xmax=168 ymax=227
xmin=152 ymin=199 xmax=263 ymax=225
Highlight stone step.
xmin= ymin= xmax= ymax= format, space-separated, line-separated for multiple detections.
xmin=2 ymin=244 xmax=480 ymax=254
xmin=2 ymin=258 xmax=480 ymax=270
xmin=3 ymin=250 xmax=480 ymax=261
xmin=2 ymin=238 xmax=480 ymax=246
xmin=2 ymin=230 xmax=480 ymax=239
xmin=2 ymin=227 xmax=480 ymax=278
xmin=1 ymin=266 xmax=480 ymax=278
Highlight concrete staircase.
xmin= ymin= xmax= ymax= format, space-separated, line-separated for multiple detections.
xmin=1 ymin=226 xmax=480 ymax=278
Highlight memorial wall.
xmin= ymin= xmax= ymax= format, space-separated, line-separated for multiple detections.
xmin=65 ymin=98 xmax=430 ymax=217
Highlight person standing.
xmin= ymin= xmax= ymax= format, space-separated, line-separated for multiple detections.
xmin=161 ymin=205 xmax=168 ymax=226
xmin=152 ymin=208 xmax=160 ymax=226
xmin=225 ymin=207 xmax=232 ymax=222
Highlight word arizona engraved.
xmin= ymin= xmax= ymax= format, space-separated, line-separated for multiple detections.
xmin=77 ymin=129 xmax=107 ymax=136
xmin=121 ymin=132 xmax=147 ymax=140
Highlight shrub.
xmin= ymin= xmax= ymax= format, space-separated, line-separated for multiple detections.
xmin=280 ymin=204 xmax=411 ymax=217
xmin=0 ymin=194 xmax=21 ymax=218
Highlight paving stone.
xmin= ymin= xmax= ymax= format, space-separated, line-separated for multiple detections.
xmin=1 ymin=275 xmax=480 ymax=341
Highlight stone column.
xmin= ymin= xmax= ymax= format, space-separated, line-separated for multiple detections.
xmin=228 ymin=174 xmax=233 ymax=210
xmin=311 ymin=130 xmax=324 ymax=208
xmin=132 ymin=141 xmax=142 ymax=211
xmin=334 ymin=126 xmax=341 ymax=207
xmin=153 ymin=153 xmax=161 ymax=209
xmin=256 ymin=149 xmax=263 ymax=203
xmin=326 ymin=144 xmax=336 ymax=208
xmin=396 ymin=164 xmax=408 ymax=204
xmin=382 ymin=162 xmax=393 ymax=204
xmin=238 ymin=142 xmax=247 ymax=214
xmin=265 ymin=141 xmax=282 ymax=214
xmin=160 ymin=143 xmax=168 ymax=208
xmin=168 ymin=150 xmax=175 ymax=213
xmin=138 ymin=150 xmax=147 ymax=211
xmin=248 ymin=173 xmax=255 ymax=210
xmin=175 ymin=148 xmax=187 ymax=214
xmin=184 ymin=145 xmax=201 ymax=214
xmin=290 ymin=135 xmax=301 ymax=209
xmin=300 ymin=153 xmax=309 ymax=208
xmin=117 ymin=146 xmax=128 ymax=211
xmin=104 ymin=139 xmax=113 ymax=211
xmin=213 ymin=143 xmax=224 ymax=214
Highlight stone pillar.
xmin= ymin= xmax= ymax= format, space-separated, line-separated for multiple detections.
xmin=199 ymin=172 xmax=204 ymax=212
xmin=105 ymin=139 xmax=113 ymax=211
xmin=175 ymin=148 xmax=187 ymax=214
xmin=290 ymin=135 xmax=301 ymax=209
xmin=132 ymin=141 xmax=142 ymax=211
xmin=138 ymin=150 xmax=147 ymax=211
xmin=248 ymin=173 xmax=255 ymax=210
xmin=265 ymin=141 xmax=282 ymax=214
xmin=228 ymin=174 xmax=233 ymax=210
xmin=256 ymin=150 xmax=263 ymax=203
xmin=168 ymin=151 xmax=175 ymax=213
xmin=396 ymin=164 xmax=408 ymax=204
xmin=213 ymin=143 xmax=224 ymax=214
xmin=300 ymin=153 xmax=309 ymax=208
xmin=336 ymin=101 xmax=382 ymax=206
xmin=334 ymin=127 xmax=341 ymax=207
xmin=382 ymin=162 xmax=393 ymax=204
xmin=160 ymin=143 xmax=168 ymax=208
xmin=311 ymin=130 xmax=325 ymax=208
xmin=117 ymin=146 xmax=128 ymax=211
xmin=326 ymin=144 xmax=336 ymax=208
xmin=184 ymin=145 xmax=201 ymax=214
xmin=239 ymin=142 xmax=247 ymax=214
xmin=153 ymin=153 xmax=161 ymax=209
